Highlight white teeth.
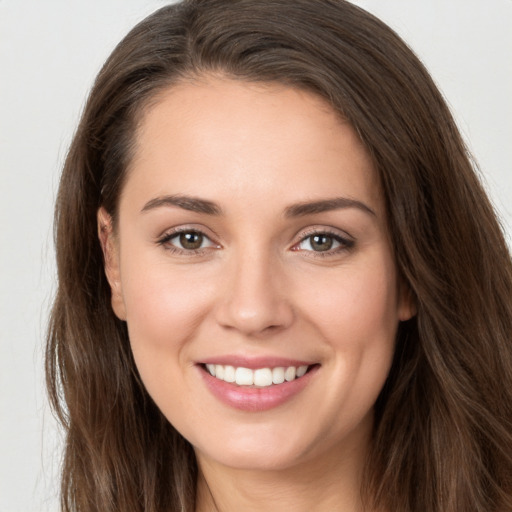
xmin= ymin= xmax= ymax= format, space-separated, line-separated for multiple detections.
xmin=272 ymin=367 xmax=285 ymax=384
xmin=254 ymin=368 xmax=273 ymax=387
xmin=215 ymin=364 xmax=224 ymax=380
xmin=205 ymin=364 xmax=310 ymax=387
xmin=296 ymin=365 xmax=308 ymax=377
xmin=235 ymin=367 xmax=254 ymax=386
xmin=223 ymin=365 xmax=236 ymax=383
xmin=284 ymin=366 xmax=296 ymax=381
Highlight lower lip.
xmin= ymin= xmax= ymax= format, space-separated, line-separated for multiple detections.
xmin=198 ymin=365 xmax=319 ymax=412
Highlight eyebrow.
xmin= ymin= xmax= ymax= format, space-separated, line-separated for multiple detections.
xmin=140 ymin=194 xmax=375 ymax=218
xmin=284 ymin=197 xmax=376 ymax=218
xmin=141 ymin=195 xmax=223 ymax=215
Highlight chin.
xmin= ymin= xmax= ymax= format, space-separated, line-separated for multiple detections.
xmin=190 ymin=412 xmax=371 ymax=474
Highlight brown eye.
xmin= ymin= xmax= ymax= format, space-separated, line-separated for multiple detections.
xmin=158 ymin=228 xmax=217 ymax=253
xmin=310 ymin=234 xmax=334 ymax=252
xmin=295 ymin=231 xmax=353 ymax=254
xmin=179 ymin=231 xmax=204 ymax=250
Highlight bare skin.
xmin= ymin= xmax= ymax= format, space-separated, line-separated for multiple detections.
xmin=99 ymin=77 xmax=413 ymax=512
xmin=195 ymin=417 xmax=369 ymax=512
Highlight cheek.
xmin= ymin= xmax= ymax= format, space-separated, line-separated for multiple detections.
xmin=118 ymin=252 xmax=217 ymax=382
xmin=299 ymin=260 xmax=399 ymax=431
xmin=301 ymin=258 xmax=399 ymax=344
xmin=118 ymin=259 xmax=219 ymax=431
xmin=121 ymin=253 xmax=209 ymax=332
xmin=300 ymin=254 xmax=399 ymax=401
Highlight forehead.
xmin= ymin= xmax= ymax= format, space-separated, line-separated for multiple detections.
xmin=123 ymin=77 xmax=383 ymax=216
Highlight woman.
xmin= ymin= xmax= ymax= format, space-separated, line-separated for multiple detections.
xmin=46 ymin=1 xmax=512 ymax=511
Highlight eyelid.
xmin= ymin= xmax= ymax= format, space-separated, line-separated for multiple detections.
xmin=156 ymin=225 xmax=221 ymax=254
xmin=291 ymin=226 xmax=355 ymax=254
xmin=156 ymin=223 xmax=220 ymax=241
xmin=155 ymin=224 xmax=354 ymax=256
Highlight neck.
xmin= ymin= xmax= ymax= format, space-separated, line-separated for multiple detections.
xmin=194 ymin=426 xmax=373 ymax=512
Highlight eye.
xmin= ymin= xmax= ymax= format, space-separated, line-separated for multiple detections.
xmin=158 ymin=229 xmax=217 ymax=252
xmin=294 ymin=230 xmax=354 ymax=254
xmin=175 ymin=231 xmax=208 ymax=250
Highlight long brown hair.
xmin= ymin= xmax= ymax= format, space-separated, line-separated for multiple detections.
xmin=46 ymin=1 xmax=512 ymax=511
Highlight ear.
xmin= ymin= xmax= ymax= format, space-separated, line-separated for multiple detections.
xmin=397 ymin=280 xmax=417 ymax=322
xmin=97 ymin=207 xmax=127 ymax=321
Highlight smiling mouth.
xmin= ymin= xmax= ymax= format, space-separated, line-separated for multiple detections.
xmin=202 ymin=363 xmax=316 ymax=387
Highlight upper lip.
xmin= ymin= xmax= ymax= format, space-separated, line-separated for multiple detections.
xmin=198 ymin=355 xmax=316 ymax=369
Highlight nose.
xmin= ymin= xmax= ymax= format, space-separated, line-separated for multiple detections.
xmin=214 ymin=248 xmax=294 ymax=337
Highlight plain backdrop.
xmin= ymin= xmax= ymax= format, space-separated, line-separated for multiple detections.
xmin=0 ymin=1 xmax=510 ymax=511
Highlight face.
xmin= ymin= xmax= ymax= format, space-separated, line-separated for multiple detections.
xmin=100 ymin=77 xmax=413 ymax=473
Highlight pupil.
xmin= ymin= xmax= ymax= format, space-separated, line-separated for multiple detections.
xmin=180 ymin=232 xmax=203 ymax=250
xmin=311 ymin=235 xmax=333 ymax=251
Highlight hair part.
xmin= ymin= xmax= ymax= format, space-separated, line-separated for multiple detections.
xmin=47 ymin=1 xmax=512 ymax=511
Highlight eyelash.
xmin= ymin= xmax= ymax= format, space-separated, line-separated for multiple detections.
xmin=157 ymin=228 xmax=218 ymax=255
xmin=292 ymin=228 xmax=355 ymax=257
xmin=156 ymin=227 xmax=354 ymax=257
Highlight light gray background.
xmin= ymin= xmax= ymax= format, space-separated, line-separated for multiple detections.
xmin=1 ymin=1 xmax=510 ymax=511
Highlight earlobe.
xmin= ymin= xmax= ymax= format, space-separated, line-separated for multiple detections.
xmin=97 ymin=207 xmax=127 ymax=321
xmin=398 ymin=282 xmax=417 ymax=322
